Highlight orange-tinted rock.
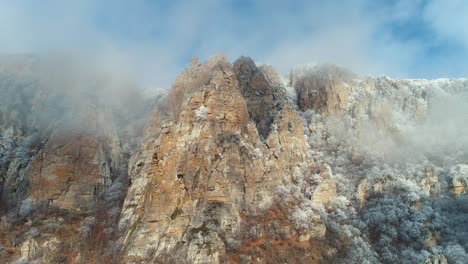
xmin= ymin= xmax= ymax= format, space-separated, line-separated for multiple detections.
xmin=119 ymin=57 xmax=310 ymax=263
xmin=28 ymin=108 xmax=123 ymax=211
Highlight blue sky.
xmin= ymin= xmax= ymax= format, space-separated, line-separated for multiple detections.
xmin=1 ymin=0 xmax=467 ymax=88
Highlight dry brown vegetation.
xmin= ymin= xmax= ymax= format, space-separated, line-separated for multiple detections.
xmin=224 ymin=203 xmax=325 ymax=264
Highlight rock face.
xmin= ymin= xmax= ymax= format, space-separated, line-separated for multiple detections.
xmin=27 ymin=109 xmax=124 ymax=210
xmin=0 ymin=55 xmax=150 ymax=212
xmin=233 ymin=56 xmax=276 ymax=139
xmin=421 ymin=166 xmax=441 ymax=197
xmin=119 ymin=57 xmax=311 ymax=263
xmin=311 ymin=164 xmax=336 ymax=208
xmin=2 ymin=55 xmax=468 ymax=263
xmin=20 ymin=238 xmax=39 ymax=260
xmin=0 ymin=55 xmax=155 ymax=263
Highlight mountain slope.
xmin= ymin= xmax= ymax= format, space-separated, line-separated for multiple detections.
xmin=0 ymin=55 xmax=467 ymax=263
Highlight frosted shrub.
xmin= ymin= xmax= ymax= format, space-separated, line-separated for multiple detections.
xmin=26 ymin=227 xmax=40 ymax=238
xmin=104 ymin=227 xmax=114 ymax=239
xmin=444 ymin=244 xmax=468 ymax=264
xmin=103 ymin=240 xmax=123 ymax=258
xmin=274 ymin=185 xmax=290 ymax=201
xmin=333 ymin=196 xmax=350 ymax=209
xmin=310 ymin=173 xmax=322 ymax=184
xmin=0 ymin=243 xmax=7 ymax=257
xmin=12 ymin=257 xmax=29 ymax=264
xmin=19 ymin=197 xmax=33 ymax=218
xmin=225 ymin=237 xmax=241 ymax=253
xmin=292 ymin=208 xmax=309 ymax=230
xmin=270 ymin=122 xmax=278 ymax=131
xmin=79 ymin=216 xmax=97 ymax=239
xmin=195 ymin=105 xmax=208 ymax=121
xmin=291 ymin=203 xmax=316 ymax=231
xmin=252 ymin=148 xmax=263 ymax=159
xmin=284 ymin=85 xmax=297 ymax=103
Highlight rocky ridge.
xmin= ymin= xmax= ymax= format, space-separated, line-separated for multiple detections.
xmin=0 ymin=55 xmax=467 ymax=263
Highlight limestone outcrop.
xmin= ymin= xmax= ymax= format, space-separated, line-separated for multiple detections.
xmin=450 ymin=164 xmax=468 ymax=195
xmin=119 ymin=57 xmax=311 ymax=263
xmin=27 ymin=109 xmax=124 ymax=211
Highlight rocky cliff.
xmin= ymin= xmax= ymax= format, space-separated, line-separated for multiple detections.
xmin=1 ymin=55 xmax=468 ymax=263
xmin=0 ymin=55 xmax=156 ymax=263
xmin=118 ymin=56 xmax=321 ymax=263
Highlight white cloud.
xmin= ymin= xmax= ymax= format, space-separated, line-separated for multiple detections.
xmin=0 ymin=0 xmax=467 ymax=88
xmin=424 ymin=0 xmax=468 ymax=47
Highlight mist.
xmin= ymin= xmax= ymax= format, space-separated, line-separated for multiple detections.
xmin=322 ymin=78 xmax=468 ymax=165
xmin=406 ymin=92 xmax=468 ymax=157
xmin=0 ymin=54 xmax=158 ymax=159
xmin=1 ymin=0 xmax=468 ymax=91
